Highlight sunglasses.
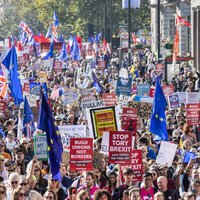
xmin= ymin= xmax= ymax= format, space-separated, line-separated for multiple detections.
xmin=34 ymin=169 xmax=40 ymax=172
xmin=19 ymin=193 xmax=25 ymax=197
xmin=0 ymin=191 xmax=5 ymax=195
xmin=46 ymin=197 xmax=53 ymax=200
xmin=11 ymin=181 xmax=18 ymax=185
xmin=23 ymin=142 xmax=28 ymax=145
xmin=51 ymin=179 xmax=58 ymax=182
xmin=20 ymin=183 xmax=28 ymax=186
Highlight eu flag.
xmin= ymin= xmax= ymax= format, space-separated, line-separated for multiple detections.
xmin=2 ymin=45 xmax=23 ymax=105
xmin=23 ymin=96 xmax=35 ymax=138
xmin=43 ymin=40 xmax=54 ymax=60
xmin=30 ymin=82 xmax=48 ymax=98
xmin=183 ymin=151 xmax=197 ymax=163
xmin=71 ymin=37 xmax=81 ymax=61
xmin=59 ymin=42 xmax=68 ymax=61
xmin=150 ymin=77 xmax=168 ymax=141
xmin=37 ymin=91 xmax=63 ymax=181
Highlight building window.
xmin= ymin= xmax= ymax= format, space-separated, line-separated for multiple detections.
xmin=186 ymin=16 xmax=191 ymax=54
xmin=169 ymin=19 xmax=175 ymax=41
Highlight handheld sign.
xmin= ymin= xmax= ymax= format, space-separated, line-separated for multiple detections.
xmin=34 ymin=134 xmax=48 ymax=160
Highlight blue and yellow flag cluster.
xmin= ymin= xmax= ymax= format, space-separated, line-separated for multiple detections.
xmin=30 ymin=82 xmax=48 ymax=98
xmin=150 ymin=77 xmax=168 ymax=141
xmin=37 ymin=91 xmax=63 ymax=181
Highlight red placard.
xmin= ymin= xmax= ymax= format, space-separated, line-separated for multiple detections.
xmin=121 ymin=150 xmax=143 ymax=182
xmin=23 ymin=83 xmax=30 ymax=93
xmin=122 ymin=107 xmax=137 ymax=133
xmin=102 ymin=93 xmax=117 ymax=106
xmin=150 ymin=87 xmax=155 ymax=97
xmin=162 ymin=85 xmax=174 ymax=97
xmin=109 ymin=131 xmax=132 ymax=164
xmin=186 ymin=104 xmax=200 ymax=125
xmin=54 ymin=61 xmax=62 ymax=73
xmin=70 ymin=138 xmax=93 ymax=171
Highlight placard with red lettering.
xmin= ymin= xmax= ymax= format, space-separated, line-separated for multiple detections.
xmin=121 ymin=150 xmax=143 ymax=182
xmin=102 ymin=93 xmax=117 ymax=106
xmin=122 ymin=107 xmax=137 ymax=134
xmin=168 ymin=95 xmax=179 ymax=110
xmin=186 ymin=104 xmax=200 ymax=125
xmin=70 ymin=138 xmax=93 ymax=171
xmin=109 ymin=131 xmax=132 ymax=164
xmin=150 ymin=87 xmax=155 ymax=97
xmin=54 ymin=61 xmax=62 ymax=73
xmin=162 ymin=85 xmax=174 ymax=97
xmin=23 ymin=83 xmax=30 ymax=93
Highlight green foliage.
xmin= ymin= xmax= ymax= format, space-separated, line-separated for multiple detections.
xmin=0 ymin=0 xmax=150 ymax=40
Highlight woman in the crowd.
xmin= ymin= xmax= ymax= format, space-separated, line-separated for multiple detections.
xmin=98 ymin=157 xmax=109 ymax=188
xmin=11 ymin=186 xmax=25 ymax=200
xmin=43 ymin=190 xmax=58 ymax=200
xmin=6 ymin=173 xmax=20 ymax=199
xmin=0 ymin=184 xmax=6 ymax=200
xmin=181 ymin=124 xmax=197 ymax=144
xmin=77 ymin=189 xmax=91 ymax=200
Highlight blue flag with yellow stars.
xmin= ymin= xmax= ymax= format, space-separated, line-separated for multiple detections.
xmin=2 ymin=45 xmax=23 ymax=105
xmin=23 ymin=96 xmax=35 ymax=138
xmin=37 ymin=90 xmax=63 ymax=181
xmin=30 ymin=82 xmax=48 ymax=98
xmin=150 ymin=77 xmax=168 ymax=141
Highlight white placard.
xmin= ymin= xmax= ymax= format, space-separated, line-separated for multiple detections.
xmin=173 ymin=92 xmax=186 ymax=105
xmin=100 ymin=132 xmax=109 ymax=155
xmin=34 ymin=134 xmax=48 ymax=160
xmin=186 ymin=92 xmax=200 ymax=104
xmin=156 ymin=141 xmax=177 ymax=167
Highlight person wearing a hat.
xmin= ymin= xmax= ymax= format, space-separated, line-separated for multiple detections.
xmin=5 ymin=130 xmax=18 ymax=152
xmin=140 ymin=172 xmax=155 ymax=200
xmin=190 ymin=180 xmax=200 ymax=200
xmin=0 ymin=141 xmax=11 ymax=160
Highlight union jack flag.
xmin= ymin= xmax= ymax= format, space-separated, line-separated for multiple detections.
xmin=52 ymin=11 xmax=58 ymax=40
xmin=19 ymin=21 xmax=33 ymax=36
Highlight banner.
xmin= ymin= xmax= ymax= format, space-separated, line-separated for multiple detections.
xmin=162 ymin=85 xmax=174 ymax=97
xmin=122 ymin=107 xmax=137 ymax=133
xmin=58 ymin=125 xmax=86 ymax=152
xmin=186 ymin=104 xmax=200 ymax=125
xmin=168 ymin=95 xmax=180 ymax=110
xmin=70 ymin=138 xmax=93 ymax=171
xmin=62 ymin=88 xmax=78 ymax=106
xmin=34 ymin=134 xmax=48 ymax=160
xmin=88 ymin=106 xmax=118 ymax=138
xmin=121 ymin=150 xmax=143 ymax=182
xmin=81 ymin=100 xmax=105 ymax=110
xmin=156 ymin=141 xmax=177 ymax=167
xmin=102 ymin=93 xmax=117 ymax=107
xmin=109 ymin=131 xmax=132 ymax=164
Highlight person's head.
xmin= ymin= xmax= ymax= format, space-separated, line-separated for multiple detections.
xmin=12 ymin=186 xmax=25 ymax=200
xmin=123 ymin=168 xmax=134 ymax=185
xmin=119 ymin=68 xmax=129 ymax=86
xmin=43 ymin=190 xmax=58 ymax=200
xmin=154 ymin=191 xmax=164 ymax=200
xmin=0 ymin=155 xmax=5 ymax=170
xmin=183 ymin=191 xmax=196 ymax=200
xmin=122 ymin=189 xmax=129 ymax=200
xmin=94 ymin=189 xmax=111 ymax=200
xmin=20 ymin=138 xmax=29 ymax=150
xmin=157 ymin=176 xmax=168 ymax=192
xmin=0 ymin=184 xmax=6 ymax=200
xmin=77 ymin=189 xmax=91 ymax=200
xmin=68 ymin=187 xmax=77 ymax=199
xmin=48 ymin=175 xmax=60 ymax=189
xmin=183 ymin=124 xmax=193 ymax=135
xmin=108 ymin=171 xmax=117 ymax=187
xmin=7 ymin=131 xmax=15 ymax=141
xmin=142 ymin=172 xmax=153 ymax=189
xmin=182 ymin=140 xmax=192 ymax=150
xmin=15 ymin=148 xmax=25 ymax=164
xmin=28 ymin=139 xmax=34 ymax=149
xmin=139 ymin=146 xmax=148 ymax=159
xmin=9 ymin=173 xmax=20 ymax=189
xmin=19 ymin=176 xmax=30 ymax=192
xmin=129 ymin=187 xmax=141 ymax=200
xmin=138 ymin=137 xmax=148 ymax=147
xmin=149 ymin=168 xmax=159 ymax=181
xmin=85 ymin=172 xmax=95 ymax=189
xmin=0 ymin=142 xmax=6 ymax=153
xmin=33 ymin=164 xmax=42 ymax=180
xmin=100 ymin=157 xmax=107 ymax=171
xmin=190 ymin=180 xmax=200 ymax=195
xmin=67 ymin=166 xmax=77 ymax=180
xmin=158 ymin=164 xmax=168 ymax=176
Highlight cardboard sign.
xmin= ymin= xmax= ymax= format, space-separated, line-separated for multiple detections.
xmin=58 ymin=125 xmax=86 ymax=152
xmin=122 ymin=107 xmax=137 ymax=133
xmin=168 ymin=95 xmax=180 ymax=110
xmin=88 ymin=106 xmax=118 ymax=138
xmin=186 ymin=104 xmax=200 ymax=125
xmin=156 ymin=141 xmax=177 ymax=167
xmin=186 ymin=92 xmax=200 ymax=104
xmin=102 ymin=93 xmax=117 ymax=106
xmin=128 ymin=101 xmax=152 ymax=119
xmin=162 ymin=85 xmax=174 ymax=97
xmin=121 ymin=150 xmax=143 ymax=182
xmin=54 ymin=61 xmax=62 ymax=73
xmin=81 ymin=100 xmax=105 ymax=110
xmin=34 ymin=134 xmax=48 ymax=160
xmin=70 ymin=138 xmax=93 ymax=171
xmin=137 ymin=84 xmax=150 ymax=96
xmin=109 ymin=131 xmax=132 ymax=164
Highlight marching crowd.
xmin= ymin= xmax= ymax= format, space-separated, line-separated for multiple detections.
xmin=0 ymin=43 xmax=199 ymax=200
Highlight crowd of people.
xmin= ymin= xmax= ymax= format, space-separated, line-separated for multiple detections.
xmin=0 ymin=40 xmax=199 ymax=200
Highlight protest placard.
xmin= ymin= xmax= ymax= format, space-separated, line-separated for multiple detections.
xmin=186 ymin=104 xmax=200 ymax=125
xmin=100 ymin=132 xmax=109 ymax=155
xmin=109 ymin=131 xmax=132 ymax=164
xmin=149 ymin=87 xmax=155 ymax=97
xmin=121 ymin=150 xmax=143 ymax=182
xmin=186 ymin=92 xmax=200 ymax=104
xmin=128 ymin=101 xmax=152 ymax=119
xmin=54 ymin=61 xmax=62 ymax=73
xmin=173 ymin=92 xmax=186 ymax=105
xmin=62 ymin=88 xmax=78 ymax=106
xmin=30 ymin=82 xmax=48 ymax=97
xmin=137 ymin=84 xmax=150 ymax=96
xmin=122 ymin=107 xmax=137 ymax=133
xmin=168 ymin=95 xmax=180 ymax=110
xmin=34 ymin=134 xmax=48 ymax=160
xmin=81 ymin=100 xmax=105 ymax=110
xmin=23 ymin=83 xmax=30 ymax=94
xmin=93 ymin=152 xmax=104 ymax=170
xmin=70 ymin=138 xmax=93 ymax=171
xmin=88 ymin=106 xmax=118 ymax=138
xmin=162 ymin=85 xmax=174 ymax=97
xmin=37 ymin=71 xmax=47 ymax=82
xmin=58 ymin=125 xmax=86 ymax=152
xmin=156 ymin=141 xmax=177 ymax=167
xmin=116 ymin=77 xmax=132 ymax=97
xmin=102 ymin=93 xmax=117 ymax=106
